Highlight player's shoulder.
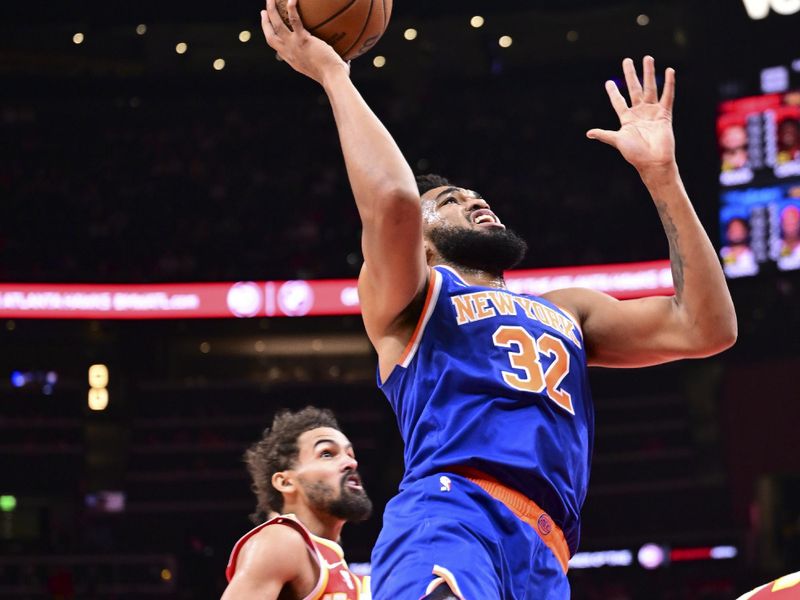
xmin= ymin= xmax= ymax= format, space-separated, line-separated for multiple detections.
xmin=541 ymin=286 xmax=615 ymax=323
xmin=234 ymin=519 xmax=312 ymax=576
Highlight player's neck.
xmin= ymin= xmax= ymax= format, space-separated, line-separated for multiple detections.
xmin=286 ymin=505 xmax=345 ymax=543
xmin=437 ymin=261 xmax=507 ymax=289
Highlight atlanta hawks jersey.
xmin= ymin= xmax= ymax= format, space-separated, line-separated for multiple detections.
xmin=379 ymin=265 xmax=594 ymax=554
xmin=226 ymin=514 xmax=369 ymax=600
xmin=737 ymin=572 xmax=800 ymax=600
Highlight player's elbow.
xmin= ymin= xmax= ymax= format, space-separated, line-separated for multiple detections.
xmin=690 ymin=314 xmax=738 ymax=357
xmin=361 ymin=185 xmax=421 ymax=228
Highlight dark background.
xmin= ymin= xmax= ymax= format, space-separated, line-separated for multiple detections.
xmin=1 ymin=1 xmax=799 ymax=598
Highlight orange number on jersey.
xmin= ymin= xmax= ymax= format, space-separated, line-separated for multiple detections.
xmin=492 ymin=326 xmax=575 ymax=415
xmin=538 ymin=333 xmax=574 ymax=414
xmin=492 ymin=326 xmax=545 ymax=393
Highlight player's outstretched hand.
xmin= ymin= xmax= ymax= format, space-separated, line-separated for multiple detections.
xmin=587 ymin=56 xmax=676 ymax=175
xmin=260 ymin=0 xmax=350 ymax=84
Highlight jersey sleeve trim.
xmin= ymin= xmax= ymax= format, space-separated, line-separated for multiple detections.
xmin=435 ymin=264 xmax=468 ymax=286
xmin=310 ymin=534 xmax=346 ymax=559
xmin=423 ymin=565 xmax=466 ymax=599
xmin=399 ymin=268 xmax=443 ymax=368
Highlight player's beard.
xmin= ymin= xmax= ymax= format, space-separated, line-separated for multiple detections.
xmin=302 ymin=473 xmax=373 ymax=523
xmin=427 ymin=225 xmax=528 ymax=276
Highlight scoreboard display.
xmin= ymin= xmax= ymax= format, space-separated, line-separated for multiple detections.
xmin=718 ymin=62 xmax=800 ymax=278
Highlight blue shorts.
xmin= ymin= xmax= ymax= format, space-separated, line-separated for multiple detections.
xmin=370 ymin=472 xmax=570 ymax=600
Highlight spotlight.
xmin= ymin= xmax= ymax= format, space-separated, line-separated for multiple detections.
xmin=10 ymin=371 xmax=25 ymax=388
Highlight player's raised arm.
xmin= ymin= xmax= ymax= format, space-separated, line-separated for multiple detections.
xmin=545 ymin=56 xmax=737 ymax=367
xmin=260 ymin=0 xmax=427 ymax=344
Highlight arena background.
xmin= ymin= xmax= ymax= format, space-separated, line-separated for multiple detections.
xmin=2 ymin=0 xmax=799 ymax=598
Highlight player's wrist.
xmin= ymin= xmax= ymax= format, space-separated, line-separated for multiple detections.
xmin=638 ymin=160 xmax=680 ymax=188
xmin=319 ymin=63 xmax=351 ymax=89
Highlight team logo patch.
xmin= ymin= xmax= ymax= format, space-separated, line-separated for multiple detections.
xmin=439 ymin=476 xmax=452 ymax=492
xmin=537 ymin=514 xmax=553 ymax=536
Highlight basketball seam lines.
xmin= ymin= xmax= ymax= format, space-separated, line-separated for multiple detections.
xmin=381 ymin=0 xmax=387 ymax=30
xmin=340 ymin=0 xmax=374 ymax=59
xmin=307 ymin=0 xmax=360 ymax=33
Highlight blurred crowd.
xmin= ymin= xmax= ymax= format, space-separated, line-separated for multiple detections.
xmin=1 ymin=71 xmax=679 ymax=283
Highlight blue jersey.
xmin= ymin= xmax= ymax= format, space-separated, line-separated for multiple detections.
xmin=379 ymin=265 xmax=594 ymax=553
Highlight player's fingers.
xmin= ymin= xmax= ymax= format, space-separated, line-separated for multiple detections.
xmin=586 ymin=128 xmax=619 ymax=148
xmin=260 ymin=10 xmax=278 ymax=44
xmin=622 ymin=57 xmax=643 ymax=104
xmin=266 ymin=0 xmax=291 ymax=36
xmin=286 ymin=0 xmax=306 ymax=33
xmin=660 ymin=67 xmax=676 ymax=111
xmin=604 ymin=80 xmax=629 ymax=120
xmin=642 ymin=55 xmax=658 ymax=103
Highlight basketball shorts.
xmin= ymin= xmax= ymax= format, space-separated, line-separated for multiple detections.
xmin=370 ymin=472 xmax=570 ymax=600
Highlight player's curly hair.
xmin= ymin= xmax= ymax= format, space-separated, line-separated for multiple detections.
xmin=416 ymin=174 xmax=452 ymax=196
xmin=245 ymin=406 xmax=340 ymax=524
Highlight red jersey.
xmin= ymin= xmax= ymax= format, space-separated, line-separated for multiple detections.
xmin=737 ymin=572 xmax=800 ymax=600
xmin=226 ymin=514 xmax=370 ymax=600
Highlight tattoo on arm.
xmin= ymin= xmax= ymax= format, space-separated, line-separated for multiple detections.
xmin=655 ymin=199 xmax=685 ymax=299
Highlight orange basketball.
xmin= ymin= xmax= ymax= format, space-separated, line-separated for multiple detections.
xmin=275 ymin=0 xmax=393 ymax=61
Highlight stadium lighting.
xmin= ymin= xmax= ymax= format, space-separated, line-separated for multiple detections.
xmin=373 ymin=55 xmax=386 ymax=68
xmin=0 ymin=496 xmax=17 ymax=512
xmin=742 ymin=0 xmax=800 ymax=20
xmin=499 ymin=36 xmax=513 ymax=48
xmin=403 ymin=28 xmax=418 ymax=41
xmin=239 ymin=30 xmax=251 ymax=43
xmin=89 ymin=364 xmax=108 ymax=388
xmin=10 ymin=371 xmax=25 ymax=388
xmin=88 ymin=388 xmax=109 ymax=411
xmin=175 ymin=42 xmax=188 ymax=54
xmin=636 ymin=14 xmax=650 ymax=26
xmin=213 ymin=58 xmax=226 ymax=71
xmin=470 ymin=16 xmax=485 ymax=28
xmin=72 ymin=33 xmax=84 ymax=45
xmin=136 ymin=24 xmax=147 ymax=35
xmin=638 ymin=544 xmax=666 ymax=570
xmin=567 ymin=30 xmax=579 ymax=42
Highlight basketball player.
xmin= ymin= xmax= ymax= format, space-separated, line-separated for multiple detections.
xmin=222 ymin=407 xmax=372 ymax=600
xmin=261 ymin=2 xmax=738 ymax=598
xmin=737 ymin=572 xmax=800 ymax=599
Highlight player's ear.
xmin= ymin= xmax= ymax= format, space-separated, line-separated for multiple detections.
xmin=272 ymin=471 xmax=295 ymax=494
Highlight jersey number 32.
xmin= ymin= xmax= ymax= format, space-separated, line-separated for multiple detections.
xmin=492 ymin=325 xmax=574 ymax=415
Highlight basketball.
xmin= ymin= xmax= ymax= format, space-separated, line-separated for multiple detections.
xmin=275 ymin=0 xmax=392 ymax=61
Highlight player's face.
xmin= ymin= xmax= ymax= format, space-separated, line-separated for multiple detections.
xmin=720 ymin=125 xmax=747 ymax=150
xmin=779 ymin=121 xmax=800 ymax=148
xmin=421 ymin=185 xmax=506 ymax=232
xmin=292 ymin=427 xmax=372 ymax=522
xmin=782 ymin=207 xmax=800 ymax=238
xmin=420 ymin=185 xmax=528 ymax=274
xmin=727 ymin=219 xmax=749 ymax=244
